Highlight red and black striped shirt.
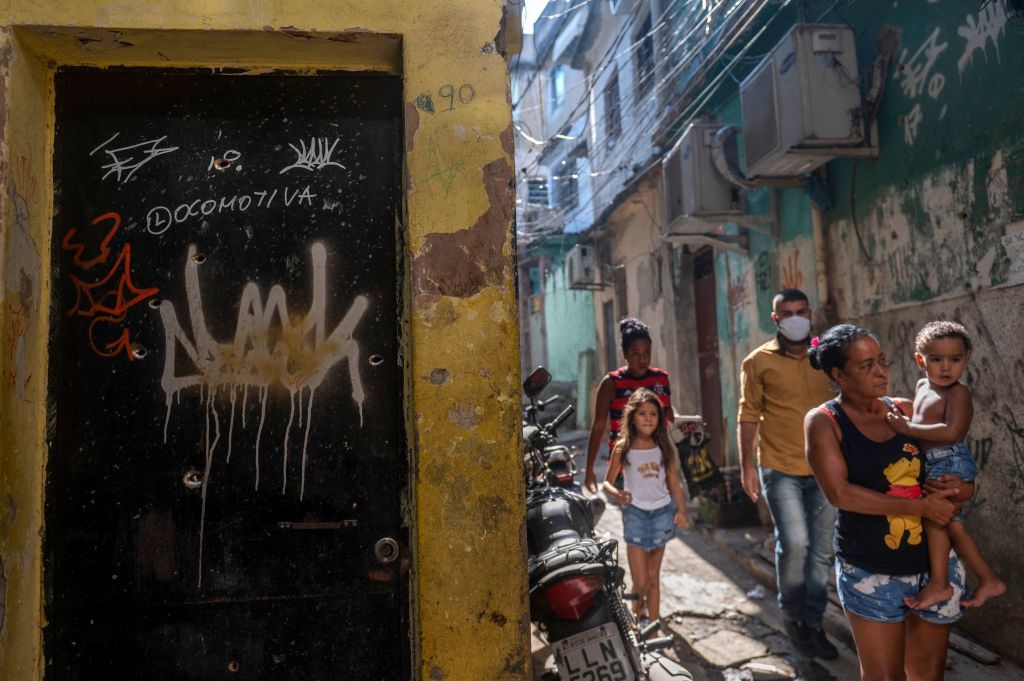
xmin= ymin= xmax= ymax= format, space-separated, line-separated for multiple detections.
xmin=607 ymin=366 xmax=672 ymax=452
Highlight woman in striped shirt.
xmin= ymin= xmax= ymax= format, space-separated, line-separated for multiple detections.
xmin=585 ymin=317 xmax=674 ymax=493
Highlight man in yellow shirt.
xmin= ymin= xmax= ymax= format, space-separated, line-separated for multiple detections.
xmin=738 ymin=289 xmax=837 ymax=659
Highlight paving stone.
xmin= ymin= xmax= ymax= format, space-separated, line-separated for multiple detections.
xmin=741 ymin=656 xmax=798 ymax=680
xmin=722 ymin=669 xmax=755 ymax=681
xmin=661 ymin=572 xmax=735 ymax=618
xmin=691 ymin=629 xmax=770 ymax=668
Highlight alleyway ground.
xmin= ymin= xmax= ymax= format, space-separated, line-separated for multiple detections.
xmin=531 ymin=432 xmax=1024 ymax=681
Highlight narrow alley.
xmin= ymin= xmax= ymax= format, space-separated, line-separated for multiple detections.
xmin=514 ymin=0 xmax=1024 ymax=677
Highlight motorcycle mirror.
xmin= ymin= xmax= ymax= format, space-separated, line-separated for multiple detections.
xmin=523 ymin=367 xmax=552 ymax=398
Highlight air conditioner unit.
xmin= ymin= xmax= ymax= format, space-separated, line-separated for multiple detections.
xmin=566 ymin=243 xmax=599 ymax=290
xmin=663 ymin=123 xmax=743 ymax=238
xmin=741 ymin=24 xmax=863 ymax=179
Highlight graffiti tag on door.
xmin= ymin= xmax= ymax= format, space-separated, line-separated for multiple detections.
xmin=61 ymin=211 xmax=159 ymax=360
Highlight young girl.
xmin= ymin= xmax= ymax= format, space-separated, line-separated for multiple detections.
xmin=603 ymin=388 xmax=691 ymax=626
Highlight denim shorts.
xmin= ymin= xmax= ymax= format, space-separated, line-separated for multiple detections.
xmin=835 ymin=552 xmax=966 ymax=625
xmin=622 ymin=502 xmax=676 ymax=550
xmin=924 ymin=443 xmax=977 ymax=482
xmin=925 ymin=443 xmax=977 ymax=522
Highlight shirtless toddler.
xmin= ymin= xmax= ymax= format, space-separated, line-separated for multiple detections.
xmin=885 ymin=321 xmax=1006 ymax=609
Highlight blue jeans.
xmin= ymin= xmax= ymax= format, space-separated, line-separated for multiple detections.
xmin=759 ymin=467 xmax=836 ymax=625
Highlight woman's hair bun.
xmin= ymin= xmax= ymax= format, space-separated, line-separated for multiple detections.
xmin=619 ymin=317 xmax=652 ymax=351
xmin=808 ymin=343 xmax=824 ymax=371
xmin=809 ymin=324 xmax=878 ymax=377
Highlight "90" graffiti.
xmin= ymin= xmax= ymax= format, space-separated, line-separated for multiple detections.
xmin=414 ymin=83 xmax=477 ymax=115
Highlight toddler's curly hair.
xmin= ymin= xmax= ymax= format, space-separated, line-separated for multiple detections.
xmin=915 ymin=321 xmax=972 ymax=355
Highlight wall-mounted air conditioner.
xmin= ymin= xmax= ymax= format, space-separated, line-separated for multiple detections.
xmin=566 ymin=243 xmax=600 ymax=290
xmin=741 ymin=24 xmax=863 ymax=179
xmin=663 ymin=123 xmax=743 ymax=238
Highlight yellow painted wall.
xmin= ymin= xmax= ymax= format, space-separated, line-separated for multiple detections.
xmin=0 ymin=3 xmax=526 ymax=680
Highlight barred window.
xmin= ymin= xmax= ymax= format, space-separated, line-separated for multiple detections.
xmin=526 ymin=177 xmax=548 ymax=205
xmin=604 ymin=72 xmax=622 ymax=144
xmin=635 ymin=15 xmax=654 ymax=97
xmin=553 ymin=158 xmax=578 ymax=210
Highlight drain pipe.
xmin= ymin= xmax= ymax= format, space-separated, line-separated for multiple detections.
xmin=811 ymin=202 xmax=833 ymax=323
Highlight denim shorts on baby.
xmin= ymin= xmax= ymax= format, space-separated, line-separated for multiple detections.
xmin=925 ymin=443 xmax=977 ymax=522
xmin=622 ymin=502 xmax=676 ymax=551
xmin=924 ymin=442 xmax=978 ymax=482
xmin=835 ymin=552 xmax=967 ymax=625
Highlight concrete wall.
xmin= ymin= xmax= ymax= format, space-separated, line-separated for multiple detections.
xmin=590 ymin=177 xmax=699 ymax=413
xmin=822 ymin=3 xmax=1024 ymax=660
xmin=0 ymin=2 xmax=527 ymax=679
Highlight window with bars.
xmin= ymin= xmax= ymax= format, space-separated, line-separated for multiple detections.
xmin=604 ymin=72 xmax=622 ymax=144
xmin=635 ymin=14 xmax=654 ymax=97
xmin=554 ymin=157 xmax=578 ymax=210
xmin=526 ymin=177 xmax=548 ymax=204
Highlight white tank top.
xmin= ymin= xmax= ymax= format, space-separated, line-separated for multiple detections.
xmin=622 ymin=446 xmax=671 ymax=510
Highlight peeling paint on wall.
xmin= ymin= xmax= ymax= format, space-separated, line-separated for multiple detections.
xmin=830 ymin=150 xmax=1019 ymax=312
xmin=3 ymin=156 xmax=40 ymax=404
xmin=412 ymin=157 xmax=513 ymax=304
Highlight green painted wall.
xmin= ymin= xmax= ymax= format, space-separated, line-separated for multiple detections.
xmin=542 ymin=256 xmax=597 ymax=386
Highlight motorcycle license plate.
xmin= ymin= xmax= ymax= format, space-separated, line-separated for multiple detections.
xmin=554 ymin=624 xmax=635 ymax=681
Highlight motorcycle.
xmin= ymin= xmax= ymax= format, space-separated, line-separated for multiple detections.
xmin=523 ymin=392 xmax=581 ymax=490
xmin=523 ymin=367 xmax=692 ymax=681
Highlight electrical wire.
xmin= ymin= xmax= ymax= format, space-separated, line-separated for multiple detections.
xmin=512 ymin=0 xmax=688 ymax=154
xmin=517 ymin=0 xmax=782 ymax=238
xmin=515 ymin=0 xmax=749 ymax=193
xmin=517 ymin=0 xmax=756 ymax=229
xmin=517 ymin=0 xmax=760 ymax=181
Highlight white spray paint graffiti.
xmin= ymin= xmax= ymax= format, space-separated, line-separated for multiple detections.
xmin=279 ymin=137 xmax=346 ymax=174
xmin=145 ymin=185 xmax=318 ymax=234
xmin=90 ymin=132 xmax=180 ymax=184
xmin=894 ymin=27 xmax=948 ymax=145
xmin=957 ymin=2 xmax=1008 ymax=76
xmin=896 ymin=9 xmax=1011 ymax=146
xmin=157 ymin=242 xmax=368 ymax=585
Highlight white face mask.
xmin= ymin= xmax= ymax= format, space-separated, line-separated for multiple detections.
xmin=777 ymin=315 xmax=812 ymax=343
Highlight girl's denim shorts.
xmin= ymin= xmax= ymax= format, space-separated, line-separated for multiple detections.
xmin=835 ymin=551 xmax=966 ymax=624
xmin=622 ymin=502 xmax=676 ymax=551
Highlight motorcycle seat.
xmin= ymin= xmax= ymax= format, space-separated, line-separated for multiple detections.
xmin=528 ymin=537 xmax=622 ymax=588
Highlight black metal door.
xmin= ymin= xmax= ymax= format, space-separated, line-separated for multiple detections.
xmin=46 ymin=69 xmax=407 ymax=680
